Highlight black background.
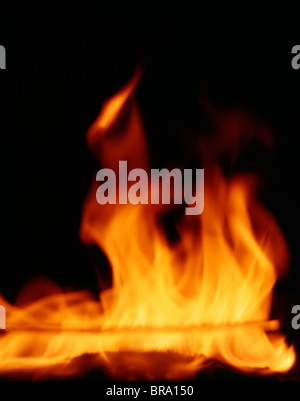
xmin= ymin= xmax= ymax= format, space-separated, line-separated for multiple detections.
xmin=0 ymin=2 xmax=299 ymax=318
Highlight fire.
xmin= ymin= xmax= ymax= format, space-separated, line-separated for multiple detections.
xmin=0 ymin=68 xmax=296 ymax=380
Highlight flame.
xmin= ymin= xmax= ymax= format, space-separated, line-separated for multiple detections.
xmin=0 ymin=68 xmax=296 ymax=380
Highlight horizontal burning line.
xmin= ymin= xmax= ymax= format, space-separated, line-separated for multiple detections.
xmin=3 ymin=319 xmax=280 ymax=333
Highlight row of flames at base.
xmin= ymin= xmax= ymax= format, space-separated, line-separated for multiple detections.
xmin=0 ymin=68 xmax=296 ymax=379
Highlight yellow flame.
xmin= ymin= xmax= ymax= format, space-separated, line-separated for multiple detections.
xmin=0 ymin=68 xmax=296 ymax=380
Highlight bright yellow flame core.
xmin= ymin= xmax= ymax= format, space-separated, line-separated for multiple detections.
xmin=0 ymin=69 xmax=296 ymax=380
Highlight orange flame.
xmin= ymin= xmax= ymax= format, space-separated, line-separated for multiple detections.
xmin=0 ymin=68 xmax=296 ymax=379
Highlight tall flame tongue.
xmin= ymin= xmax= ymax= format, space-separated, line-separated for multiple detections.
xmin=0 ymin=68 xmax=296 ymax=380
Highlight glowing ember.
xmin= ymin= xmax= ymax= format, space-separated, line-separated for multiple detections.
xmin=0 ymin=68 xmax=296 ymax=379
